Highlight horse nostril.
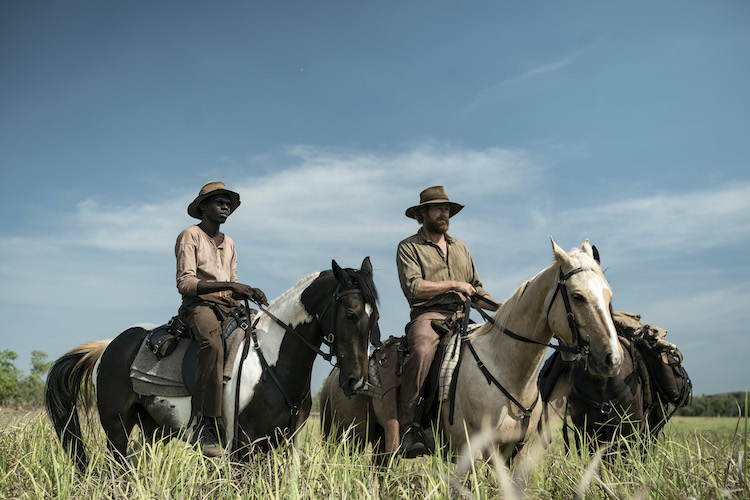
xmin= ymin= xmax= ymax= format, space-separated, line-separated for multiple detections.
xmin=605 ymin=353 xmax=615 ymax=368
xmin=349 ymin=377 xmax=365 ymax=392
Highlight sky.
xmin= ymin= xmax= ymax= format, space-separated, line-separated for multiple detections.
xmin=1 ymin=1 xmax=748 ymax=397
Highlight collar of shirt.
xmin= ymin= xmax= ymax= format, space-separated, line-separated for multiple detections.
xmin=417 ymin=227 xmax=453 ymax=246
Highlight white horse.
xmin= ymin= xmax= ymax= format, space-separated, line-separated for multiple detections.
xmin=321 ymin=239 xmax=622 ymax=459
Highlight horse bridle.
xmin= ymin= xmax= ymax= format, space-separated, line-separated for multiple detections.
xmin=448 ymin=266 xmax=597 ymax=441
xmin=317 ymin=284 xmax=381 ymax=356
xmin=232 ymin=284 xmax=377 ymax=450
xmin=469 ymin=266 xmax=594 ymax=358
xmin=545 ymin=266 xmax=593 ymax=358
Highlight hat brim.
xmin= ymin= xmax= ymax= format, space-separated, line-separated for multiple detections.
xmin=187 ymin=189 xmax=241 ymax=219
xmin=405 ymin=201 xmax=464 ymax=220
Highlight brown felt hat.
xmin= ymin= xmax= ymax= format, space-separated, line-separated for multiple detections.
xmin=187 ymin=181 xmax=241 ymax=219
xmin=405 ymin=185 xmax=464 ymax=220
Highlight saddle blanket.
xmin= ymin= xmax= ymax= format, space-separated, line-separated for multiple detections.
xmin=358 ymin=323 xmax=482 ymax=403
xmin=129 ymin=325 xmax=246 ymax=397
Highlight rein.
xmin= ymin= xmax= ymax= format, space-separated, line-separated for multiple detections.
xmin=447 ymin=266 xmax=595 ymax=441
xmin=232 ymin=285 xmax=374 ymax=451
xmin=447 ymin=299 xmax=539 ymax=439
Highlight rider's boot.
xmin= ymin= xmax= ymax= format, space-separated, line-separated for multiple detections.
xmin=398 ymin=401 xmax=428 ymax=458
xmin=194 ymin=416 xmax=225 ymax=458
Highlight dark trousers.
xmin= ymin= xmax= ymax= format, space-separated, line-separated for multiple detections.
xmin=179 ymin=295 xmax=239 ymax=418
xmin=399 ymin=308 xmax=462 ymax=428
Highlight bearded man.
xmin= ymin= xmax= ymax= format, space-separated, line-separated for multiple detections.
xmin=396 ymin=185 xmax=498 ymax=457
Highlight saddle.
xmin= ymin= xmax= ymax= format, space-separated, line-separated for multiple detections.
xmin=358 ymin=316 xmax=480 ymax=452
xmin=129 ymin=307 xmax=256 ymax=397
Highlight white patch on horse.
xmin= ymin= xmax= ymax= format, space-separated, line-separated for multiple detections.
xmin=233 ymin=273 xmax=320 ymax=420
xmin=93 ymin=356 xmax=102 ymax=400
xmin=131 ymin=322 xmax=159 ymax=330
xmin=365 ymin=303 xmax=373 ymax=318
xmin=143 ymin=396 xmax=193 ymax=429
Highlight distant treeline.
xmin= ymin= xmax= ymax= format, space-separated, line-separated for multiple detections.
xmin=676 ymin=392 xmax=748 ymax=417
xmin=0 ymin=350 xmax=52 ymax=407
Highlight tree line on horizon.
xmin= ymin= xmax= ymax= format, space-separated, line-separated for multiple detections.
xmin=1 ymin=349 xmax=747 ymax=418
xmin=0 ymin=349 xmax=52 ymax=407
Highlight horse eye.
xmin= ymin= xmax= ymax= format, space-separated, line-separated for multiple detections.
xmin=572 ymin=293 xmax=586 ymax=302
xmin=345 ymin=311 xmax=356 ymax=321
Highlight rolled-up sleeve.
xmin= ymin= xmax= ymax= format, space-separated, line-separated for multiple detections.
xmin=396 ymin=241 xmax=423 ymax=301
xmin=175 ymin=229 xmax=200 ymax=296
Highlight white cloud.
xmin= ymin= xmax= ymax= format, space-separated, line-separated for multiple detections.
xmin=555 ymin=182 xmax=750 ymax=262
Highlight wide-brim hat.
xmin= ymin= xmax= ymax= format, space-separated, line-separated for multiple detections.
xmin=187 ymin=181 xmax=241 ymax=219
xmin=405 ymin=185 xmax=464 ymax=219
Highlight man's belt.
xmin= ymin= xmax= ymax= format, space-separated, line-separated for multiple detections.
xmin=208 ymin=290 xmax=232 ymax=298
xmin=411 ymin=302 xmax=463 ymax=317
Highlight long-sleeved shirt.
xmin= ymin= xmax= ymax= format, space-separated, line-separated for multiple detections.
xmin=175 ymin=225 xmax=237 ymax=297
xmin=396 ymin=228 xmax=488 ymax=310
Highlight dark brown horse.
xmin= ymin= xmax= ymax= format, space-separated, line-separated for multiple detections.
xmin=541 ymin=329 xmax=690 ymax=456
xmin=541 ymin=337 xmax=657 ymax=454
xmin=46 ymin=258 xmax=378 ymax=469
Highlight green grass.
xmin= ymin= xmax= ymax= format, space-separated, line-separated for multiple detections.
xmin=0 ymin=408 xmax=747 ymax=499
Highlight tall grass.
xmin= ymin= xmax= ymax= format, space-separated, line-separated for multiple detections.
xmin=0 ymin=408 xmax=747 ymax=499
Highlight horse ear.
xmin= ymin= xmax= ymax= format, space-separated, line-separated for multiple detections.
xmin=360 ymin=256 xmax=372 ymax=274
xmin=580 ymin=239 xmax=594 ymax=258
xmin=592 ymin=245 xmax=600 ymax=265
xmin=332 ymin=259 xmax=352 ymax=285
xmin=551 ymin=237 xmax=571 ymax=267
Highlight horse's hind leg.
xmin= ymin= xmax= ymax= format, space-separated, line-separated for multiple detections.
xmin=100 ymin=404 xmax=139 ymax=467
xmin=97 ymin=327 xmax=149 ymax=467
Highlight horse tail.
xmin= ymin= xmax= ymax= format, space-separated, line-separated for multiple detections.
xmin=45 ymin=340 xmax=111 ymax=470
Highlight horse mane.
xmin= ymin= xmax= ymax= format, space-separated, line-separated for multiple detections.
xmin=268 ymin=272 xmax=321 ymax=308
xmin=470 ymin=274 xmax=535 ymax=339
xmin=318 ymin=267 xmax=379 ymax=306
xmin=471 ymin=248 xmax=601 ymax=339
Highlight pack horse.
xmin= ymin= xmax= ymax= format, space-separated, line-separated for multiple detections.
xmin=46 ymin=258 xmax=378 ymax=468
xmin=322 ymin=239 xmax=623 ymax=459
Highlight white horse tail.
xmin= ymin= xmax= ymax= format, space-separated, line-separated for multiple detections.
xmin=45 ymin=340 xmax=111 ymax=470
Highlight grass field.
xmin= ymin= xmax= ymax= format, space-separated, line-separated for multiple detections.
xmin=0 ymin=407 xmax=747 ymax=499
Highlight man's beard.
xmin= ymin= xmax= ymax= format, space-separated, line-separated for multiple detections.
xmin=425 ymin=217 xmax=449 ymax=234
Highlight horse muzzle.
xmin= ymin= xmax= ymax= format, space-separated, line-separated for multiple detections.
xmin=588 ymin=349 xmax=623 ymax=378
xmin=340 ymin=375 xmax=366 ymax=396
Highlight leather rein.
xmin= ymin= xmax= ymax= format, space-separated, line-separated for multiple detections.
xmin=448 ymin=266 xmax=594 ymax=440
xmin=232 ymin=285 xmax=375 ymax=450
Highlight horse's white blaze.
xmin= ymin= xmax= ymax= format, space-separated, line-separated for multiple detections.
xmin=587 ymin=273 xmax=621 ymax=359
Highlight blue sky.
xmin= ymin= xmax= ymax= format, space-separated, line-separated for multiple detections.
xmin=1 ymin=1 xmax=748 ymax=396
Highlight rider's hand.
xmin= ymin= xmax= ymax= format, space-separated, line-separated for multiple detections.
xmin=250 ymin=287 xmax=268 ymax=306
xmin=453 ymin=281 xmax=476 ymax=296
xmin=232 ymin=283 xmax=268 ymax=305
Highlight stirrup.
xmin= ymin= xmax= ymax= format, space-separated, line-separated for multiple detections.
xmin=400 ymin=425 xmax=428 ymax=459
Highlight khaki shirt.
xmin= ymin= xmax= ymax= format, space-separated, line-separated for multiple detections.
xmin=396 ymin=228 xmax=488 ymax=310
xmin=175 ymin=225 xmax=237 ymax=297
